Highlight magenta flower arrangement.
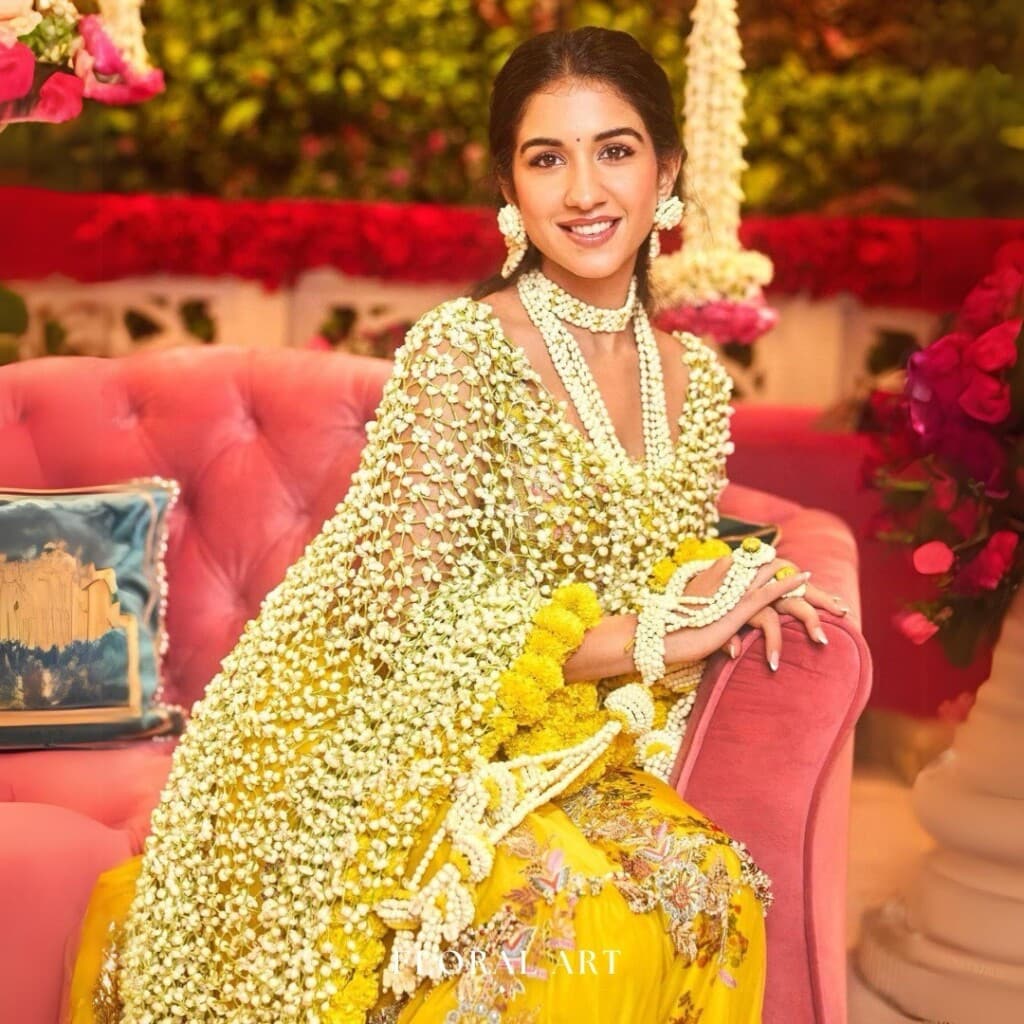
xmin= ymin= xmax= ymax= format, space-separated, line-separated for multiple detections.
xmin=656 ymin=293 xmax=779 ymax=347
xmin=0 ymin=1 xmax=163 ymax=129
xmin=865 ymin=240 xmax=1024 ymax=665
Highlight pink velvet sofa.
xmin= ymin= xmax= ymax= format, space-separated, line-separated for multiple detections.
xmin=0 ymin=346 xmax=871 ymax=1024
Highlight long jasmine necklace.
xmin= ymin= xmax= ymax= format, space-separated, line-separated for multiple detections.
xmin=516 ymin=267 xmax=673 ymax=475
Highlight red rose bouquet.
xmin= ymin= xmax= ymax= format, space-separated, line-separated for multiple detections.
xmin=865 ymin=240 xmax=1024 ymax=665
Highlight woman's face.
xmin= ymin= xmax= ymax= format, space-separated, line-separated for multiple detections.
xmin=504 ymin=79 xmax=679 ymax=287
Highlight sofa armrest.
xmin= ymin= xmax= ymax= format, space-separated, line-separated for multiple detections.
xmin=669 ymin=488 xmax=872 ymax=1024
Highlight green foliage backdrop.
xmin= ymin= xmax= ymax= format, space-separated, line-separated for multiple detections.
xmin=1 ymin=0 xmax=1021 ymax=215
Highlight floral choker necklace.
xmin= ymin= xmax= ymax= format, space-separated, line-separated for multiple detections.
xmin=528 ymin=270 xmax=639 ymax=332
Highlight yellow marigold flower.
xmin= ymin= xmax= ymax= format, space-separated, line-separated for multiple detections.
xmin=528 ymin=601 xmax=586 ymax=654
xmin=697 ymin=538 xmax=731 ymax=560
xmin=551 ymin=581 xmax=602 ymax=627
xmin=673 ymin=536 xmax=703 ymax=562
xmin=650 ymin=557 xmax=678 ymax=590
xmin=642 ymin=738 xmax=673 ymax=758
xmin=478 ymin=730 xmax=502 ymax=760
xmin=523 ymin=626 xmax=571 ymax=661
xmin=331 ymin=969 xmax=379 ymax=1021
xmin=497 ymin=670 xmax=548 ymax=726
xmin=652 ymin=697 xmax=669 ymax=730
xmin=510 ymin=651 xmax=562 ymax=692
xmin=547 ymin=682 xmax=598 ymax=714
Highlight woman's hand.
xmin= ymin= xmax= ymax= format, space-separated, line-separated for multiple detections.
xmin=660 ymin=556 xmax=812 ymax=669
xmin=661 ymin=554 xmax=849 ymax=673
xmin=728 ymin=580 xmax=849 ymax=671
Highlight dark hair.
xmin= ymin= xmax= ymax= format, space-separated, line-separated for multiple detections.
xmin=468 ymin=27 xmax=685 ymax=313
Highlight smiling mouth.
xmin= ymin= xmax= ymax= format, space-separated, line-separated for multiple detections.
xmin=559 ymin=218 xmax=621 ymax=243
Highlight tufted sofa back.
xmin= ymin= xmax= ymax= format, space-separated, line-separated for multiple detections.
xmin=0 ymin=346 xmax=395 ymax=713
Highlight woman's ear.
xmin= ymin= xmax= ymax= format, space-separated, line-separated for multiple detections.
xmin=658 ymin=153 xmax=683 ymax=201
xmin=498 ymin=176 xmax=516 ymax=208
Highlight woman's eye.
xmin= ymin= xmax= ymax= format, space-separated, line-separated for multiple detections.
xmin=529 ymin=145 xmax=634 ymax=168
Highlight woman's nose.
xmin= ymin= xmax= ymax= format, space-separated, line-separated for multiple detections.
xmin=565 ymin=159 xmax=604 ymax=209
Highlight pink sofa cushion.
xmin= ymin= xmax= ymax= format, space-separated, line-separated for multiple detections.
xmin=0 ymin=347 xmax=394 ymax=713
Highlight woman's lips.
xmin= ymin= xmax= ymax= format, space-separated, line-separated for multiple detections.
xmin=559 ymin=218 xmax=621 ymax=247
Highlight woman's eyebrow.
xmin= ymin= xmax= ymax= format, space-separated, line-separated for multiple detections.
xmin=518 ymin=126 xmax=644 ymax=155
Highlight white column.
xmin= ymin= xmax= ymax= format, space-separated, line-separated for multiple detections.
xmin=851 ymin=589 xmax=1024 ymax=1021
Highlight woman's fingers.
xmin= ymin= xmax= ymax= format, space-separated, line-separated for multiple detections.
xmin=683 ymin=555 xmax=732 ymax=599
xmin=747 ymin=606 xmax=783 ymax=671
xmin=801 ymin=582 xmax=850 ymax=615
xmin=719 ymin=634 xmax=741 ymax=659
xmin=772 ymin=594 xmax=827 ymax=645
xmin=746 ymin=568 xmax=812 ymax=609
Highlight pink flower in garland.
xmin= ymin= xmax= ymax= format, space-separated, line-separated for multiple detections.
xmin=74 ymin=15 xmax=165 ymax=105
xmin=912 ymin=541 xmax=955 ymax=575
xmin=894 ymin=610 xmax=940 ymax=645
xmin=25 ymin=69 xmax=83 ymax=123
xmin=955 ymin=531 xmax=1019 ymax=594
xmin=656 ymin=297 xmax=778 ymax=346
xmin=0 ymin=39 xmax=34 ymax=103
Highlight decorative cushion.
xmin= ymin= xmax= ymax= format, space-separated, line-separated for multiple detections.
xmin=0 ymin=478 xmax=186 ymax=749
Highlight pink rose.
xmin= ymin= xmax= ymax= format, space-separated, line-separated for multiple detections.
xmin=913 ymin=541 xmax=955 ymax=575
xmin=26 ymin=71 xmax=83 ymax=123
xmin=955 ymin=530 xmax=1019 ymax=593
xmin=940 ymin=425 xmax=1008 ymax=496
xmin=0 ymin=39 xmax=33 ymax=103
xmin=947 ymin=498 xmax=981 ymax=540
xmin=966 ymin=319 xmax=1021 ymax=373
xmin=958 ymin=266 xmax=1024 ymax=336
xmin=74 ymin=16 xmax=165 ymax=105
xmin=894 ymin=610 xmax=939 ymax=645
xmin=958 ymin=372 xmax=1010 ymax=424
xmin=907 ymin=333 xmax=975 ymax=444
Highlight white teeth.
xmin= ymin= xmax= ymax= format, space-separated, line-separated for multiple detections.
xmin=567 ymin=220 xmax=614 ymax=236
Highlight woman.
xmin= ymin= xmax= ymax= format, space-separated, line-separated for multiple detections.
xmin=65 ymin=27 xmax=844 ymax=1024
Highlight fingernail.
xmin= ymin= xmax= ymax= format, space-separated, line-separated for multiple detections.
xmin=768 ymin=652 xmax=779 ymax=672
xmin=814 ymin=628 xmax=829 ymax=645
xmin=729 ymin=642 xmax=738 ymax=659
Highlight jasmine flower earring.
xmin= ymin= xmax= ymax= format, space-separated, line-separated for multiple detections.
xmin=648 ymin=194 xmax=685 ymax=265
xmin=497 ymin=203 xmax=528 ymax=278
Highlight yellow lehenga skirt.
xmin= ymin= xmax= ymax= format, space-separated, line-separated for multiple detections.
xmin=65 ymin=767 xmax=769 ymax=1024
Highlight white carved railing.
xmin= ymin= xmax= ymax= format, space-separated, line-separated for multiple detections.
xmin=4 ymin=270 xmax=941 ymax=407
